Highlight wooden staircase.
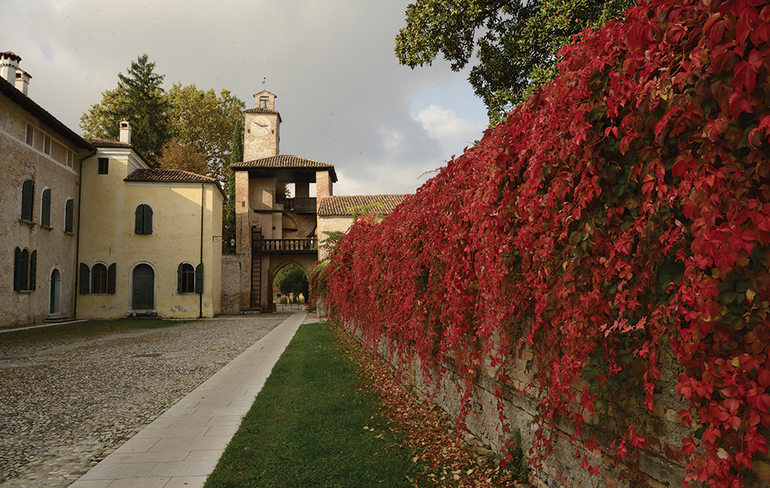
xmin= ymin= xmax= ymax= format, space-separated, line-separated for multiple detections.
xmin=250 ymin=227 xmax=262 ymax=310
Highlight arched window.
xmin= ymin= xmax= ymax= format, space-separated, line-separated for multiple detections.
xmin=41 ymin=188 xmax=51 ymax=227
xmin=177 ymin=263 xmax=195 ymax=294
xmin=21 ymin=180 xmax=34 ymax=221
xmin=134 ymin=204 xmax=153 ymax=235
xmin=91 ymin=263 xmax=108 ymax=293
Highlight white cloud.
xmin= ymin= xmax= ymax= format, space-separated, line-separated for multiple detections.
xmin=381 ymin=128 xmax=405 ymax=153
xmin=414 ymin=105 xmax=485 ymax=154
xmin=3 ymin=0 xmax=488 ymax=196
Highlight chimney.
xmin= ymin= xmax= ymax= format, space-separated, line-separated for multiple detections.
xmin=15 ymin=69 xmax=30 ymax=96
xmin=119 ymin=120 xmax=132 ymax=144
xmin=0 ymin=52 xmax=21 ymax=85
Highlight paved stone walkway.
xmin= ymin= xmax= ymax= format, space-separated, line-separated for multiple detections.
xmin=67 ymin=312 xmax=305 ymax=488
xmin=0 ymin=313 xmax=308 ymax=487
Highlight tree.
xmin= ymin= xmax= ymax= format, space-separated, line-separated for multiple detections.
xmin=395 ymin=0 xmax=633 ymax=125
xmin=156 ymin=140 xmax=209 ymax=175
xmin=166 ymin=83 xmax=245 ymax=184
xmin=277 ymin=266 xmax=309 ymax=303
xmin=225 ymin=117 xmax=243 ymax=245
xmin=80 ymin=58 xmax=244 ymax=173
xmin=80 ymin=54 xmax=170 ymax=164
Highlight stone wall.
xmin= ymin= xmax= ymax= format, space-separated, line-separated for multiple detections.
xmin=220 ymin=255 xmax=241 ymax=314
xmin=343 ymin=321 xmax=770 ymax=488
xmin=0 ymin=91 xmax=84 ymax=326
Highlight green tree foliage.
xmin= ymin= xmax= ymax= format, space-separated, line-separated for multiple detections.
xmin=225 ymin=118 xmax=244 ymax=248
xmin=81 ymin=54 xmax=170 ymax=164
xmin=395 ymin=0 xmax=633 ymax=125
xmin=81 ymin=57 xmax=244 ymax=176
xmin=156 ymin=140 xmax=209 ymax=175
xmin=166 ymin=83 xmax=245 ymax=183
xmin=278 ymin=267 xmax=309 ymax=303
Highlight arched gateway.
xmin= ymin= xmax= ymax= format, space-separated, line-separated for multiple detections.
xmin=229 ymin=91 xmax=337 ymax=312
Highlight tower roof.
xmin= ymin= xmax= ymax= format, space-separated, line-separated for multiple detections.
xmin=231 ymin=154 xmax=337 ymax=182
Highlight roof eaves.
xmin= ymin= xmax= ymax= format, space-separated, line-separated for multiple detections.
xmin=0 ymin=77 xmax=94 ymax=151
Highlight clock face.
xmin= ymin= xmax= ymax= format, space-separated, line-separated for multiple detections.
xmin=253 ymin=116 xmax=271 ymax=135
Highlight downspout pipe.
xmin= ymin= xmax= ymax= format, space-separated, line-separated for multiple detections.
xmin=73 ymin=146 xmax=97 ymax=318
xmin=199 ymin=183 xmax=204 ymax=319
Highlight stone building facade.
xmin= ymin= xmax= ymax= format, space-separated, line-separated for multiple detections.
xmin=0 ymin=52 xmax=222 ymax=327
xmin=0 ymin=52 xmax=95 ymax=326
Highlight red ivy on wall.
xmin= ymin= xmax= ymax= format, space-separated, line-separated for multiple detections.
xmin=325 ymin=0 xmax=770 ymax=486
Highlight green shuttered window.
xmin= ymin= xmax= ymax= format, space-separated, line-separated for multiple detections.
xmin=21 ymin=180 xmax=34 ymax=221
xmin=14 ymin=247 xmax=35 ymax=291
xmin=134 ymin=204 xmax=153 ymax=235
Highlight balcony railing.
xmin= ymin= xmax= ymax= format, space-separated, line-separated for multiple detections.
xmin=254 ymin=238 xmax=317 ymax=254
xmin=275 ymin=196 xmax=317 ymax=213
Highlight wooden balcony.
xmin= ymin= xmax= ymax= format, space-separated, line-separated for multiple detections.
xmin=253 ymin=238 xmax=317 ymax=254
xmin=275 ymin=196 xmax=317 ymax=213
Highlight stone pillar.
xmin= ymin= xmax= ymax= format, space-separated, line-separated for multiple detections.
xmin=316 ymin=170 xmax=332 ymax=198
xmin=234 ymin=170 xmax=251 ymax=311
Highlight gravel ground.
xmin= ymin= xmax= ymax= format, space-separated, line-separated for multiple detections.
xmin=0 ymin=314 xmax=293 ymax=487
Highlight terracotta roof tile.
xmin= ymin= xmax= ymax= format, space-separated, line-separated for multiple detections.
xmin=1 ymin=52 xmax=22 ymax=61
xmin=231 ymin=154 xmax=338 ymax=181
xmin=244 ymin=107 xmax=280 ymax=115
xmin=125 ymin=169 xmax=217 ymax=183
xmin=85 ymin=137 xmax=132 ymax=148
xmin=318 ymin=194 xmax=408 ymax=217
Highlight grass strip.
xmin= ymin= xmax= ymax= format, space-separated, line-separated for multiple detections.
xmin=205 ymin=321 xmax=420 ymax=488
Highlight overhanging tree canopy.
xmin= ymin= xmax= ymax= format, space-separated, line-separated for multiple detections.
xmin=395 ymin=0 xmax=633 ymax=124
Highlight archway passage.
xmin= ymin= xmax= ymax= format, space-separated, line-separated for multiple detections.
xmin=132 ymin=264 xmax=155 ymax=311
xmin=49 ymin=269 xmax=61 ymax=315
xmin=273 ymin=263 xmax=309 ymax=308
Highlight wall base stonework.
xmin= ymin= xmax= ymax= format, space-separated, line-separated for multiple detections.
xmin=220 ymin=255 xmax=241 ymax=315
xmin=342 ymin=322 xmax=712 ymax=488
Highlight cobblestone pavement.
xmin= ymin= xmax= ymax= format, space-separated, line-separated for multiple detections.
xmin=0 ymin=315 xmax=289 ymax=488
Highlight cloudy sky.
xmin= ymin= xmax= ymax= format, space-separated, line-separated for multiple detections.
xmin=4 ymin=0 xmax=489 ymax=196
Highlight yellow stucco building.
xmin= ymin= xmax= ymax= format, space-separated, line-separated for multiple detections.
xmin=77 ymin=125 xmax=223 ymax=319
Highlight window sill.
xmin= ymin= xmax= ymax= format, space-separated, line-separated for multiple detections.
xmin=41 ymin=225 xmax=53 ymax=231
xmin=19 ymin=219 xmax=36 ymax=227
xmin=64 ymin=231 xmax=75 ymax=236
xmin=16 ymin=290 xmax=34 ymax=294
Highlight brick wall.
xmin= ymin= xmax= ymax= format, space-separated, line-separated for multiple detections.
xmin=220 ymin=255 xmax=241 ymax=314
xmin=342 ymin=321 xmax=770 ymax=488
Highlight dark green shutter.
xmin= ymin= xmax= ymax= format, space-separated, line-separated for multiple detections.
xmin=177 ymin=263 xmax=184 ymax=293
xmin=195 ymin=263 xmax=204 ymax=294
xmin=21 ymin=180 xmax=34 ymax=221
xmin=107 ymin=263 xmax=116 ymax=294
xmin=65 ymin=199 xmax=74 ymax=232
xmin=144 ymin=205 xmax=153 ymax=235
xmin=41 ymin=189 xmax=51 ymax=226
xmin=14 ymin=247 xmax=23 ymax=291
xmin=135 ymin=205 xmax=143 ymax=234
xmin=79 ymin=263 xmax=90 ymax=294
xmin=29 ymin=250 xmax=36 ymax=290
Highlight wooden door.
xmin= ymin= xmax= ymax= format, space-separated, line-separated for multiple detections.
xmin=132 ymin=264 xmax=154 ymax=310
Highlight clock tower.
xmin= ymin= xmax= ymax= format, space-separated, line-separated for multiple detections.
xmin=243 ymin=90 xmax=281 ymax=161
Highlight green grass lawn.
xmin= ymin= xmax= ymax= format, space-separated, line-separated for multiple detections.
xmin=205 ymin=322 xmax=421 ymax=488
